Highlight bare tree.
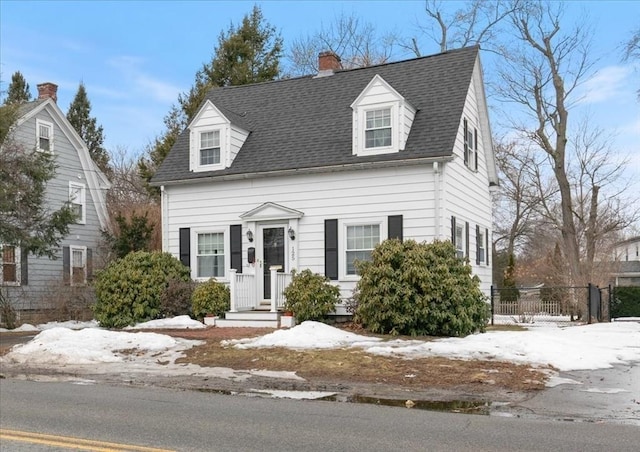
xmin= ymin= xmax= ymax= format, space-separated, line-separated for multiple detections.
xmin=409 ymin=0 xmax=517 ymax=55
xmin=495 ymin=1 xmax=596 ymax=293
xmin=288 ymin=13 xmax=397 ymax=76
xmin=622 ymin=25 xmax=640 ymax=99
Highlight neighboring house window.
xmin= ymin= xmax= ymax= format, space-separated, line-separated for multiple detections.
xmin=36 ymin=119 xmax=53 ymax=152
xmin=346 ymin=224 xmax=380 ymax=275
xmin=199 ymin=130 xmax=221 ymax=166
xmin=70 ymin=246 xmax=86 ymax=286
xmin=365 ymin=108 xmax=392 ymax=148
xmin=197 ymin=232 xmax=225 ymax=278
xmin=69 ymin=182 xmax=86 ymax=224
xmin=463 ymin=118 xmax=477 ymax=170
xmin=1 ymin=245 xmax=20 ymax=285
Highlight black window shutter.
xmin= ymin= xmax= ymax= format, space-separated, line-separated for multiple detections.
xmin=86 ymin=248 xmax=93 ymax=281
xmin=451 ymin=216 xmax=456 ymax=245
xmin=388 ymin=215 xmax=403 ymax=241
xmin=463 ymin=119 xmax=469 ymax=165
xmin=230 ymin=224 xmax=242 ymax=273
xmin=476 ymin=225 xmax=481 ymax=265
xmin=325 ymin=219 xmax=338 ymax=280
xmin=179 ymin=228 xmax=191 ymax=268
xmin=486 ymin=228 xmax=490 ymax=265
xmin=62 ymin=246 xmax=70 ymax=285
xmin=465 ymin=222 xmax=470 ymax=258
xmin=20 ymin=248 xmax=28 ymax=285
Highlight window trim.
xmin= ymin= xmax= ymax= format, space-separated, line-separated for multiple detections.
xmin=355 ymin=103 xmax=398 ymax=156
xmin=339 ymin=218 xmax=386 ymax=280
xmin=36 ymin=118 xmax=53 ymax=153
xmin=455 ymin=224 xmax=465 ymax=259
xmin=364 ymin=108 xmax=392 ymax=150
xmin=69 ymin=182 xmax=87 ymax=224
xmin=193 ymin=229 xmax=228 ymax=281
xmin=477 ymin=228 xmax=486 ymax=264
xmin=198 ymin=130 xmax=222 ymax=167
xmin=463 ymin=118 xmax=477 ymax=171
xmin=1 ymin=244 xmax=21 ymax=286
xmin=69 ymin=245 xmax=87 ymax=286
xmin=192 ymin=128 xmax=225 ymax=172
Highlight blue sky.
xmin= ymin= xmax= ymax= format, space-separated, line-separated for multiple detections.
xmin=1 ymin=0 xmax=639 ymax=190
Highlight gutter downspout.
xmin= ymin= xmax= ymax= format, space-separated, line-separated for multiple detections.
xmin=161 ymin=185 xmax=168 ymax=252
xmin=434 ymin=161 xmax=441 ymax=239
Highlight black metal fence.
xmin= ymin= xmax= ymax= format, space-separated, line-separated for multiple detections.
xmin=490 ymin=284 xmax=611 ymax=326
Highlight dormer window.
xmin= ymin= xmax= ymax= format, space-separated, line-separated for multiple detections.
xmin=200 ymin=131 xmax=221 ymax=166
xmin=36 ymin=119 xmax=53 ymax=152
xmin=365 ymin=108 xmax=392 ymax=148
xmin=351 ymin=75 xmax=416 ymax=157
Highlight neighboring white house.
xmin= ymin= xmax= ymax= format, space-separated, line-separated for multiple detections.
xmin=612 ymin=236 xmax=640 ymax=286
xmin=152 ymin=47 xmax=498 ymax=321
xmin=1 ymin=83 xmax=111 ymax=314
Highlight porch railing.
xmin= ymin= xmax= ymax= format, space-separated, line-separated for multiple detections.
xmin=228 ymin=268 xmax=291 ymax=313
xmin=229 ymin=270 xmax=258 ymax=312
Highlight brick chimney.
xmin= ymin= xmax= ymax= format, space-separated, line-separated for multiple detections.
xmin=318 ymin=51 xmax=341 ymax=72
xmin=37 ymin=82 xmax=58 ymax=103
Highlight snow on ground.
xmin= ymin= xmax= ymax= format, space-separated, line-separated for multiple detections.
xmin=2 ymin=318 xmax=639 ymax=384
xmin=124 ymin=315 xmax=205 ymax=330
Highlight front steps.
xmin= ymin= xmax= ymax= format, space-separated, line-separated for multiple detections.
xmin=211 ymin=310 xmax=296 ymax=328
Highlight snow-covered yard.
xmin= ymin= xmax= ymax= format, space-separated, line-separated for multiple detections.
xmin=2 ymin=316 xmax=639 ymax=385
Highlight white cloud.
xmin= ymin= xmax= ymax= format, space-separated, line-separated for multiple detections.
xmin=579 ymin=65 xmax=634 ymax=104
xmin=107 ymin=55 xmax=182 ymax=103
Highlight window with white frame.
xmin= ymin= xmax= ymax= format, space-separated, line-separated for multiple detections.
xmin=365 ymin=108 xmax=392 ymax=149
xmin=70 ymin=246 xmax=86 ymax=286
xmin=463 ymin=118 xmax=477 ymax=170
xmin=478 ymin=229 xmax=485 ymax=263
xmin=199 ymin=130 xmax=221 ymax=166
xmin=1 ymin=245 xmax=20 ymax=285
xmin=69 ymin=182 xmax=86 ymax=224
xmin=36 ymin=119 xmax=53 ymax=152
xmin=346 ymin=224 xmax=380 ymax=275
xmin=197 ymin=232 xmax=225 ymax=278
xmin=455 ymin=224 xmax=465 ymax=259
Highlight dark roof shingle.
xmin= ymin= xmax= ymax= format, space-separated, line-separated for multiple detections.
xmin=153 ymin=46 xmax=479 ymax=185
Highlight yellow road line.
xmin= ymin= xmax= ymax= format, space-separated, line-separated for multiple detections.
xmin=0 ymin=428 xmax=175 ymax=452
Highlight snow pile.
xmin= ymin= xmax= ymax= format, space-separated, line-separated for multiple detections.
xmin=125 ymin=315 xmax=205 ymax=330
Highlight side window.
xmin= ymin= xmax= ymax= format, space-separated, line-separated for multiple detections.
xmin=463 ymin=118 xmax=477 ymax=170
xmin=36 ymin=119 xmax=53 ymax=152
xmin=455 ymin=224 xmax=465 ymax=259
xmin=345 ymin=224 xmax=380 ymax=275
xmin=197 ymin=232 xmax=225 ymax=278
xmin=1 ymin=245 xmax=20 ymax=285
xmin=477 ymin=227 xmax=485 ymax=264
xmin=69 ymin=182 xmax=86 ymax=224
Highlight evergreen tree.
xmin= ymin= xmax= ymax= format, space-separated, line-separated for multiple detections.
xmin=3 ymin=71 xmax=32 ymax=105
xmin=138 ymin=5 xmax=282 ymax=196
xmin=0 ymin=106 xmax=76 ymax=258
xmin=66 ymin=82 xmax=111 ymax=175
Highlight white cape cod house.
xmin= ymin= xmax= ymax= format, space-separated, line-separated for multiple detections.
xmin=152 ymin=46 xmax=498 ymax=326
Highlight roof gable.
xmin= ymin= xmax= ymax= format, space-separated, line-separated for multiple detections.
xmin=153 ymin=46 xmax=481 ymax=185
xmin=240 ymin=202 xmax=304 ymax=221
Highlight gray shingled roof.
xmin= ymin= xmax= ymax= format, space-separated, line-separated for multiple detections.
xmin=152 ymin=46 xmax=479 ymax=185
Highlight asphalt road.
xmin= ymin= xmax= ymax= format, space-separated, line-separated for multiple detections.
xmin=0 ymin=379 xmax=638 ymax=452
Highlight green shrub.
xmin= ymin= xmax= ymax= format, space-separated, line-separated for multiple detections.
xmin=282 ymin=269 xmax=341 ymax=322
xmin=191 ymin=279 xmax=230 ymax=320
xmin=353 ymin=239 xmax=488 ymax=337
xmin=93 ymin=251 xmax=191 ymax=328
xmin=611 ymin=286 xmax=640 ymax=317
xmin=160 ymin=279 xmax=196 ymax=317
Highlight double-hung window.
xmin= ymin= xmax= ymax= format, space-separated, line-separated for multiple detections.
xmin=36 ymin=119 xmax=53 ymax=152
xmin=69 ymin=182 xmax=86 ymax=224
xmin=197 ymin=232 xmax=225 ymax=278
xmin=455 ymin=224 xmax=465 ymax=259
xmin=463 ymin=118 xmax=477 ymax=170
xmin=346 ymin=224 xmax=380 ymax=275
xmin=1 ymin=245 xmax=19 ymax=285
xmin=365 ymin=108 xmax=392 ymax=149
xmin=70 ymin=246 xmax=86 ymax=286
xmin=477 ymin=228 xmax=486 ymax=263
xmin=199 ymin=131 xmax=221 ymax=166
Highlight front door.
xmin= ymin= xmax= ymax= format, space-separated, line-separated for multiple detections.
xmin=260 ymin=226 xmax=285 ymax=300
